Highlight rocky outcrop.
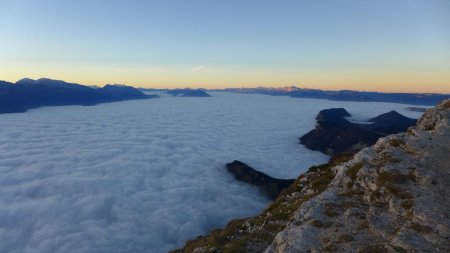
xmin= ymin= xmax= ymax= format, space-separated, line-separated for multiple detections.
xmin=174 ymin=100 xmax=449 ymax=253
xmin=173 ymin=156 xmax=346 ymax=253
xmin=226 ymin=160 xmax=295 ymax=200
xmin=299 ymin=108 xmax=416 ymax=156
xmin=266 ymin=99 xmax=450 ymax=252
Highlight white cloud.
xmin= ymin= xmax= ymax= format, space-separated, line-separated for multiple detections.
xmin=0 ymin=93 xmax=424 ymax=253
xmin=191 ymin=65 xmax=206 ymax=72
xmin=144 ymin=67 xmax=169 ymax=72
xmin=190 ymin=65 xmax=225 ymax=73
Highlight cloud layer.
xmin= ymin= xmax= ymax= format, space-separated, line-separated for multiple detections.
xmin=0 ymin=93 xmax=424 ymax=253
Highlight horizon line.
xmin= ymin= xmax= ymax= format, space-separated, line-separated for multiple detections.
xmin=2 ymin=76 xmax=450 ymax=95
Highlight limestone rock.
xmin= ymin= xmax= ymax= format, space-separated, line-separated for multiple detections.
xmin=266 ymin=99 xmax=450 ymax=253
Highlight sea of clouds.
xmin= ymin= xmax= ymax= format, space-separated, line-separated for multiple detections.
xmin=0 ymin=92 xmax=425 ymax=253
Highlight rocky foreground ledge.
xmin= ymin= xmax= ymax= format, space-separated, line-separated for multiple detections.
xmin=174 ymin=100 xmax=450 ymax=253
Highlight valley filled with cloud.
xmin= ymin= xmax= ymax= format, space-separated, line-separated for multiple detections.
xmin=0 ymin=92 xmax=424 ymax=253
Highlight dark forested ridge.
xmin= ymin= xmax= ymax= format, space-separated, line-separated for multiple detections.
xmin=0 ymin=78 xmax=157 ymax=114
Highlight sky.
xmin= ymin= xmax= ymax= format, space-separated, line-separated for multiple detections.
xmin=0 ymin=0 xmax=449 ymax=92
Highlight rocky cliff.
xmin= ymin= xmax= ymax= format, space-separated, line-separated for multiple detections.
xmin=174 ymin=100 xmax=450 ymax=253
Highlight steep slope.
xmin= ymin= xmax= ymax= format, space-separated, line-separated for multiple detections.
xmin=267 ymin=99 xmax=450 ymax=252
xmin=173 ymin=156 xmax=347 ymax=253
xmin=174 ymin=100 xmax=449 ymax=253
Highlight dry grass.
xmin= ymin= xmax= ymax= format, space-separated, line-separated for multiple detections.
xmin=411 ymin=222 xmax=432 ymax=234
xmin=359 ymin=244 xmax=387 ymax=253
xmin=174 ymin=162 xmax=337 ymax=252
xmin=346 ymin=162 xmax=363 ymax=180
xmin=388 ymin=139 xmax=405 ymax=148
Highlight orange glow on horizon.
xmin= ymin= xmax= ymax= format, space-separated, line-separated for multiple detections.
xmin=1 ymin=64 xmax=449 ymax=94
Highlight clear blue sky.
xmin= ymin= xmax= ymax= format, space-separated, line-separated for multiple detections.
xmin=1 ymin=0 xmax=449 ymax=92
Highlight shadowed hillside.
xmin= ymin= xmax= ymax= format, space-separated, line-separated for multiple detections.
xmin=0 ymin=78 xmax=158 ymax=114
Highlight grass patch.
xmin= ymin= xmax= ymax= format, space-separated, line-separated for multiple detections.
xmin=443 ymin=100 xmax=450 ymax=109
xmin=392 ymin=245 xmax=407 ymax=253
xmin=223 ymin=241 xmax=247 ymax=253
xmin=328 ymin=153 xmax=354 ymax=164
xmin=311 ymin=219 xmax=324 ymax=227
xmin=174 ymin=161 xmax=340 ymax=252
xmin=340 ymin=189 xmax=365 ymax=197
xmin=311 ymin=219 xmax=332 ymax=228
xmin=406 ymin=128 xmax=417 ymax=136
xmin=324 ymin=203 xmax=339 ymax=217
xmin=407 ymin=168 xmax=417 ymax=182
xmin=346 ymin=162 xmax=363 ymax=180
xmin=358 ymin=219 xmax=369 ymax=229
xmin=411 ymin=222 xmax=432 ymax=234
xmin=324 ymin=208 xmax=339 ymax=217
xmin=359 ymin=244 xmax=388 ymax=253
xmin=386 ymin=186 xmax=413 ymax=199
xmin=324 ymin=244 xmax=339 ymax=252
xmin=378 ymin=171 xmax=409 ymax=185
xmin=378 ymin=153 xmax=401 ymax=165
xmin=338 ymin=234 xmax=354 ymax=243
xmin=350 ymin=212 xmax=366 ymax=220
xmin=388 ymin=139 xmax=405 ymax=148
xmin=370 ymin=190 xmax=383 ymax=202
xmin=373 ymin=201 xmax=389 ymax=209
xmin=377 ymin=171 xmax=414 ymax=200
xmin=401 ymin=199 xmax=414 ymax=210
xmin=311 ymin=169 xmax=335 ymax=192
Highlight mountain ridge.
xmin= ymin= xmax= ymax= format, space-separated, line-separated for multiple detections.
xmin=174 ymin=99 xmax=450 ymax=253
xmin=212 ymin=87 xmax=450 ymax=106
xmin=0 ymin=78 xmax=157 ymax=114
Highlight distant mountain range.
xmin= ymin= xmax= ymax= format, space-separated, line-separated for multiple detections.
xmin=212 ymin=86 xmax=450 ymax=105
xmin=0 ymin=78 xmax=157 ymax=114
xmin=2 ymin=78 xmax=448 ymax=115
xmin=167 ymin=88 xmax=211 ymax=97
xmin=139 ymin=88 xmax=211 ymax=97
